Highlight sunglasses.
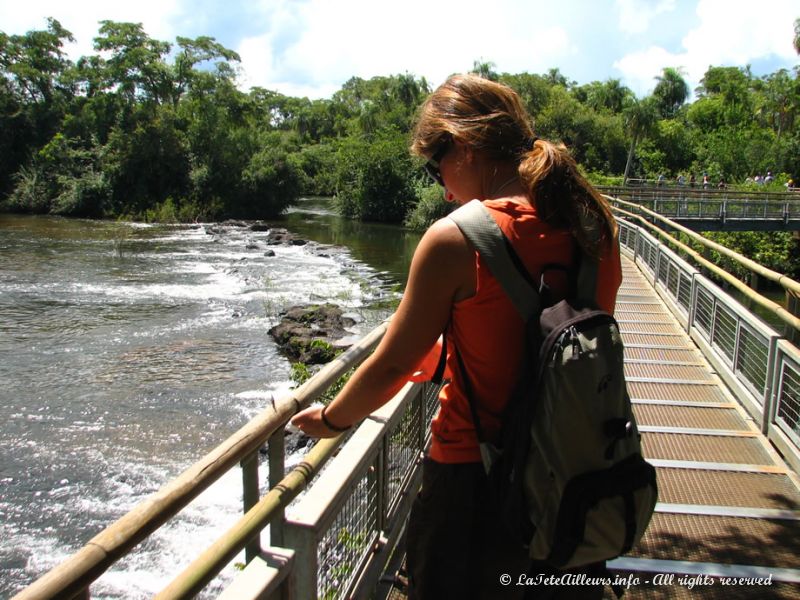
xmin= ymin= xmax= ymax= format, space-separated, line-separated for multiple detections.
xmin=423 ymin=144 xmax=449 ymax=186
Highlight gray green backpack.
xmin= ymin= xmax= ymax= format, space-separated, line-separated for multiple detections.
xmin=447 ymin=200 xmax=658 ymax=569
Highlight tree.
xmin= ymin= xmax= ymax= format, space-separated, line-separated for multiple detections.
xmin=653 ymin=67 xmax=689 ymax=118
xmin=794 ymin=17 xmax=800 ymax=54
xmin=754 ymin=69 xmax=797 ymax=138
xmin=471 ymin=59 xmax=499 ymax=82
xmin=574 ymin=78 xmax=633 ymax=114
xmin=695 ymin=65 xmax=753 ymax=126
xmin=0 ymin=17 xmax=74 ymax=104
xmin=93 ymin=21 xmax=172 ymax=105
xmin=544 ymin=68 xmax=573 ymax=88
xmin=622 ymin=96 xmax=659 ymax=182
xmin=171 ymin=36 xmax=240 ymax=106
xmin=500 ymin=72 xmax=551 ymax=116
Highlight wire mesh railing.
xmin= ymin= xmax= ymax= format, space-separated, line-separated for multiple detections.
xmin=773 ymin=342 xmax=800 ymax=450
xmin=281 ymin=380 xmax=440 ymax=600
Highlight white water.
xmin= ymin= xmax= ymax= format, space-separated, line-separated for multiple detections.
xmin=0 ymin=213 xmax=401 ymax=598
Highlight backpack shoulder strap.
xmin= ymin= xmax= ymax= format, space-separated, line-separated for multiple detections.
xmin=448 ymin=200 xmax=540 ymax=320
xmin=576 ymin=254 xmax=599 ymax=307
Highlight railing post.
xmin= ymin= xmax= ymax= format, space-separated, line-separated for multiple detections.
xmin=417 ymin=383 xmax=427 ymax=452
xmin=241 ymin=452 xmax=261 ymax=563
xmin=763 ymin=336 xmax=780 ymax=436
xmin=786 ymin=291 xmax=800 ymax=345
xmin=745 ymin=272 xmax=760 ymax=311
xmin=372 ymin=448 xmax=386 ymax=534
xmin=283 ymin=523 xmax=319 ymax=600
xmin=269 ymin=430 xmax=286 ymax=547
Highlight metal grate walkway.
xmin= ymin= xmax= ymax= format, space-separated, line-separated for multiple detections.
xmin=381 ymin=256 xmax=800 ymax=599
xmin=603 ymin=258 xmax=800 ymax=599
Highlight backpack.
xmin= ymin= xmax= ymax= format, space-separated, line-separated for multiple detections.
xmin=446 ymin=200 xmax=658 ymax=570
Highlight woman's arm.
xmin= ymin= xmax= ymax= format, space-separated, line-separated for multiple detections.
xmin=291 ymin=218 xmax=473 ymax=437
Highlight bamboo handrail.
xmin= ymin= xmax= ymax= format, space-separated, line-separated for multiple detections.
xmin=611 ymin=204 xmax=800 ymax=332
xmin=12 ymin=320 xmax=389 ymax=600
xmin=608 ymin=196 xmax=800 ymax=298
xmin=155 ymin=434 xmax=344 ymax=600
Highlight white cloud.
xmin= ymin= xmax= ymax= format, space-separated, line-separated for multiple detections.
xmin=615 ymin=0 xmax=676 ymax=34
xmin=613 ymin=0 xmax=799 ymax=96
xmin=0 ymin=0 xmax=182 ymax=59
xmin=613 ymin=46 xmax=683 ymax=95
xmin=236 ymin=0 xmax=577 ymax=98
xmin=4 ymin=0 xmax=797 ymax=101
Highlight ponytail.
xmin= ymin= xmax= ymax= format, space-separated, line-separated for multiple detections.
xmin=518 ymin=139 xmax=617 ymax=258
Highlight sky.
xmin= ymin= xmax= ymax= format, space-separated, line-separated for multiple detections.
xmin=1 ymin=0 xmax=798 ymax=100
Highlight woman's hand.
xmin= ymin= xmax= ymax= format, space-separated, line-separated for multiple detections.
xmin=290 ymin=218 xmax=470 ymax=440
xmin=291 ymin=404 xmax=345 ymax=439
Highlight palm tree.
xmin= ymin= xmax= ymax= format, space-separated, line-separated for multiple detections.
xmin=471 ymin=59 xmax=499 ymax=82
xmin=653 ymin=67 xmax=689 ymax=118
xmin=794 ymin=18 xmax=800 ymax=54
xmin=622 ymin=96 xmax=659 ymax=183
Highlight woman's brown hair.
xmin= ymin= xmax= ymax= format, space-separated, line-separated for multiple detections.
xmin=411 ymin=73 xmax=617 ymax=258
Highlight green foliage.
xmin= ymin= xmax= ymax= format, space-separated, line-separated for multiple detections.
xmin=703 ymin=232 xmax=799 ymax=280
xmin=296 ymin=142 xmax=338 ymax=196
xmin=404 ymin=181 xmax=452 ymax=231
xmin=290 ymin=362 xmax=353 ymax=404
xmin=236 ymin=138 xmax=303 ymax=218
xmin=2 ymin=17 xmax=800 ymax=231
xmin=652 ymin=67 xmax=689 ymax=118
xmin=334 ymin=131 xmax=416 ymax=222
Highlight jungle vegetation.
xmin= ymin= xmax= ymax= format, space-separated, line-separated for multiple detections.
xmin=1 ymin=18 xmax=799 ymax=274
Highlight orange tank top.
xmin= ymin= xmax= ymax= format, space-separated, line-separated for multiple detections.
xmin=428 ymin=199 xmax=622 ymax=464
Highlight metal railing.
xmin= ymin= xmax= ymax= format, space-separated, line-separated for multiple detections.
xmin=599 ymin=186 xmax=800 ymax=225
xmin=12 ymin=320 xmax=441 ymax=600
xmin=616 ymin=214 xmax=800 ymax=475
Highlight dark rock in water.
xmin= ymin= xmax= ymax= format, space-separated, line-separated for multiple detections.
xmin=250 ymin=223 xmax=271 ymax=232
xmin=264 ymin=249 xmax=276 ymax=257
xmin=266 ymin=228 xmax=293 ymax=245
xmin=222 ymin=219 xmax=249 ymax=228
xmin=269 ymin=303 xmax=356 ymax=364
xmin=265 ymin=228 xmax=308 ymax=247
xmin=245 ymin=242 xmax=261 ymax=250
xmin=285 ymin=429 xmax=313 ymax=454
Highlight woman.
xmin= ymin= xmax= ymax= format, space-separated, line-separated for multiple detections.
xmin=292 ymin=74 xmax=622 ymax=599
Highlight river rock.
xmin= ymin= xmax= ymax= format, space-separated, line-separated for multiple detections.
xmin=265 ymin=228 xmax=307 ymax=246
xmin=269 ymin=304 xmax=356 ymax=364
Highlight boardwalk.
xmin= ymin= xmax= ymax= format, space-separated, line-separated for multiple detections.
xmin=609 ymin=257 xmax=800 ymax=598
xmin=382 ymin=256 xmax=800 ymax=600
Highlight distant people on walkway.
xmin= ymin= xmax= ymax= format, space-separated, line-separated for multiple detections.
xmin=676 ymin=174 xmax=686 ymax=186
xmin=702 ymin=173 xmax=710 ymax=189
xmin=689 ymin=173 xmax=696 ymax=187
xmin=765 ymin=171 xmax=774 ymax=184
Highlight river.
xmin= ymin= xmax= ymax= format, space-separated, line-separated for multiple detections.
xmin=0 ymin=198 xmax=421 ymax=598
